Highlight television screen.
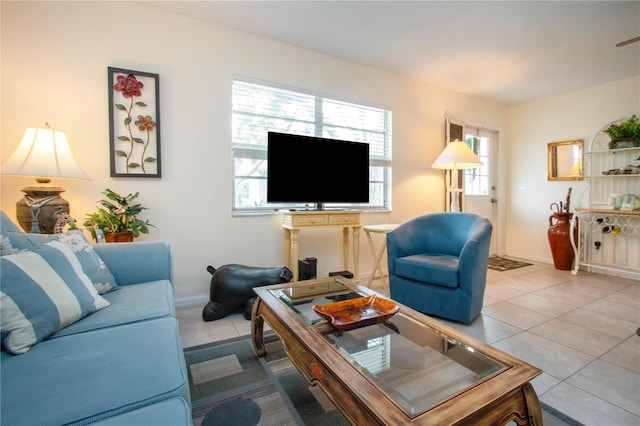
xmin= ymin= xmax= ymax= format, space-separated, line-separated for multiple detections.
xmin=267 ymin=132 xmax=369 ymax=209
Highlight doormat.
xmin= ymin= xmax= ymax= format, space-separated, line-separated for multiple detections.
xmin=488 ymin=256 xmax=533 ymax=272
xmin=184 ymin=334 xmax=581 ymax=425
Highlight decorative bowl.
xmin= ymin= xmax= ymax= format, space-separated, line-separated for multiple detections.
xmin=312 ymin=295 xmax=399 ymax=331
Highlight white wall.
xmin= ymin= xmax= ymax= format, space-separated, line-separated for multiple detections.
xmin=1 ymin=1 xmax=507 ymax=305
xmin=505 ymin=76 xmax=640 ymax=262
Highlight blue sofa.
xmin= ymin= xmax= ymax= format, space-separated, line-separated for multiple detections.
xmin=0 ymin=212 xmax=192 ymax=425
xmin=387 ymin=212 xmax=492 ymax=323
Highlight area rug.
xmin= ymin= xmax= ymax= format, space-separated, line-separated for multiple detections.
xmin=184 ymin=334 xmax=582 ymax=426
xmin=488 ymin=256 xmax=533 ymax=272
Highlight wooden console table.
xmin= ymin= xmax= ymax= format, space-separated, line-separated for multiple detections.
xmin=281 ymin=210 xmax=361 ymax=282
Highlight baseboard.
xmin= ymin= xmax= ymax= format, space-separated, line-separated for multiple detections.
xmin=175 ymin=295 xmax=208 ymax=309
xmin=174 ymin=268 xmax=385 ymax=310
xmin=577 ymin=264 xmax=640 ymax=280
xmin=503 ymin=252 xmax=551 ymax=264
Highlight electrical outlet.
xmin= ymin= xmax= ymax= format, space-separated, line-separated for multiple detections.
xmin=519 ymin=181 xmax=528 ymax=191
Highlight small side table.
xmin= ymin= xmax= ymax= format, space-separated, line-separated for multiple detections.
xmin=363 ymin=224 xmax=399 ymax=292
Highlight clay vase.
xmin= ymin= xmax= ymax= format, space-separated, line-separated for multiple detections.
xmin=547 ymin=212 xmax=577 ymax=270
xmin=105 ymin=231 xmax=134 ymax=243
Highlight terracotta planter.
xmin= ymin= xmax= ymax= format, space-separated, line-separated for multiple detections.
xmin=547 ymin=213 xmax=577 ymax=270
xmin=105 ymin=231 xmax=134 ymax=243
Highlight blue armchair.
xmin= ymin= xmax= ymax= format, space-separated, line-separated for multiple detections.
xmin=387 ymin=212 xmax=492 ymax=323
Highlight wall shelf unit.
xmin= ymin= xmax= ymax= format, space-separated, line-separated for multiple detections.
xmin=569 ymin=116 xmax=640 ymax=279
xmin=570 ymin=122 xmax=639 ymax=279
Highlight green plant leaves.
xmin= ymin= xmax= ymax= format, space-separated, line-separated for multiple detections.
xmin=83 ymin=188 xmax=155 ymax=239
xmin=604 ymin=115 xmax=640 ymax=142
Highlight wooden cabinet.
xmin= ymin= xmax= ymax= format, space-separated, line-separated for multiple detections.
xmin=281 ymin=210 xmax=361 ymax=282
xmin=571 ymin=135 xmax=640 ymax=278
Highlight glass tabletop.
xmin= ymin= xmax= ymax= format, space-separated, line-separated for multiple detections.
xmin=269 ymin=280 xmax=508 ymax=418
xmin=270 ymin=281 xmax=363 ymax=325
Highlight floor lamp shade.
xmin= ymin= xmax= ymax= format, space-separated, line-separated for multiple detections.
xmin=432 ymin=140 xmax=483 ymax=212
xmin=1 ymin=124 xmax=90 ymax=233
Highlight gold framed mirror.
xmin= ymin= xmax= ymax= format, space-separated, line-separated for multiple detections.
xmin=547 ymin=139 xmax=583 ymax=181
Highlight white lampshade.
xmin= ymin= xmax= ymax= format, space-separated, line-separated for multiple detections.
xmin=432 ymin=139 xmax=482 ymax=213
xmin=1 ymin=124 xmax=89 ymax=181
xmin=432 ymin=140 xmax=483 ymax=170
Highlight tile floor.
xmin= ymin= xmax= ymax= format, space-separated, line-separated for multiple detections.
xmin=177 ymin=259 xmax=640 ymax=426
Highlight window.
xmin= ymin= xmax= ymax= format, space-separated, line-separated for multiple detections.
xmin=232 ymin=78 xmax=392 ymax=214
xmin=464 ymin=133 xmax=490 ymax=196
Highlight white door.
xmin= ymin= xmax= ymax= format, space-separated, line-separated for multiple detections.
xmin=463 ymin=127 xmax=498 ymax=256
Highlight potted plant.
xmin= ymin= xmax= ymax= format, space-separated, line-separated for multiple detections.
xmin=83 ymin=188 xmax=155 ymax=242
xmin=603 ymin=115 xmax=640 ymax=149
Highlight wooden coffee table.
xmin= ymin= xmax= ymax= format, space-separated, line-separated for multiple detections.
xmin=251 ymin=277 xmax=542 ymax=425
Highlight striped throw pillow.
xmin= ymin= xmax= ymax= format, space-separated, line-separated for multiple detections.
xmin=0 ymin=241 xmax=110 ymax=354
xmin=2 ymin=231 xmax=118 ymax=294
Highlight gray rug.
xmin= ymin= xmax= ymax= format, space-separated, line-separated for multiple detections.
xmin=488 ymin=256 xmax=533 ymax=272
xmin=184 ymin=334 xmax=583 ymax=425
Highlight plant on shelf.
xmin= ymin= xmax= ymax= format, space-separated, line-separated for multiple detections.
xmin=603 ymin=115 xmax=640 ymax=149
xmin=83 ymin=188 xmax=155 ymax=243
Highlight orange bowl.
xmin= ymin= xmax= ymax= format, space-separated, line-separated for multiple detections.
xmin=313 ymin=295 xmax=399 ymax=331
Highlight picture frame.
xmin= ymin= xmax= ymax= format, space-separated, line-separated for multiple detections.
xmin=108 ymin=67 xmax=162 ymax=177
xmin=547 ymin=139 xmax=583 ymax=181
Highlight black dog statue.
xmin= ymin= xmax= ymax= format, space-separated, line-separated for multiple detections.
xmin=202 ymin=264 xmax=292 ymax=321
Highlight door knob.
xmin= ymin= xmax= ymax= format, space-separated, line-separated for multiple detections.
xmin=491 ymin=198 xmax=497 ymax=203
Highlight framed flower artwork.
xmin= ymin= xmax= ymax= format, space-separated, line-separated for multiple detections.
xmin=108 ymin=67 xmax=162 ymax=177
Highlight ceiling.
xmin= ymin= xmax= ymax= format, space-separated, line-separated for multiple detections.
xmin=146 ymin=1 xmax=640 ymax=104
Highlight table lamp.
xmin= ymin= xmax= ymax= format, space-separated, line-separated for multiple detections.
xmin=432 ymin=139 xmax=483 ymax=212
xmin=1 ymin=123 xmax=90 ymax=233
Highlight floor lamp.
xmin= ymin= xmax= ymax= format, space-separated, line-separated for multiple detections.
xmin=1 ymin=123 xmax=90 ymax=233
xmin=432 ymin=139 xmax=483 ymax=212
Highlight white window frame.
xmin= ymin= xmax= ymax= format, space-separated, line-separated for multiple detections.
xmin=232 ymin=78 xmax=392 ymax=214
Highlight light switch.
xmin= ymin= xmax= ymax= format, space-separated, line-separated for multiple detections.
xmin=519 ymin=181 xmax=528 ymax=191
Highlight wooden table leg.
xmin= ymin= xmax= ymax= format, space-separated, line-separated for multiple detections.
xmin=283 ymin=228 xmax=291 ymax=269
xmin=290 ymin=229 xmax=299 ymax=282
xmin=365 ymin=229 xmax=378 ymax=287
xmin=353 ymin=226 xmax=360 ymax=280
xmin=523 ymin=383 xmax=543 ymax=425
xmin=364 ymin=228 xmax=386 ymax=288
xmin=342 ymin=227 xmax=350 ymax=272
xmin=251 ymin=297 xmax=266 ymax=357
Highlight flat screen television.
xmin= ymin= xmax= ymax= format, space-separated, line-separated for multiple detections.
xmin=267 ymin=132 xmax=370 ymax=210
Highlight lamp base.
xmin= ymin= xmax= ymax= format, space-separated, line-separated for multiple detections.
xmin=449 ymin=188 xmax=462 ymax=213
xmin=16 ymin=185 xmax=69 ymax=234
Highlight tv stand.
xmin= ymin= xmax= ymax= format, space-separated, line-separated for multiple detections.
xmin=281 ymin=210 xmax=361 ymax=282
xmin=308 ymin=203 xmax=346 ymax=211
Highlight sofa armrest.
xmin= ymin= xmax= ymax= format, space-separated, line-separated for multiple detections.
xmin=92 ymin=241 xmax=173 ymax=286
